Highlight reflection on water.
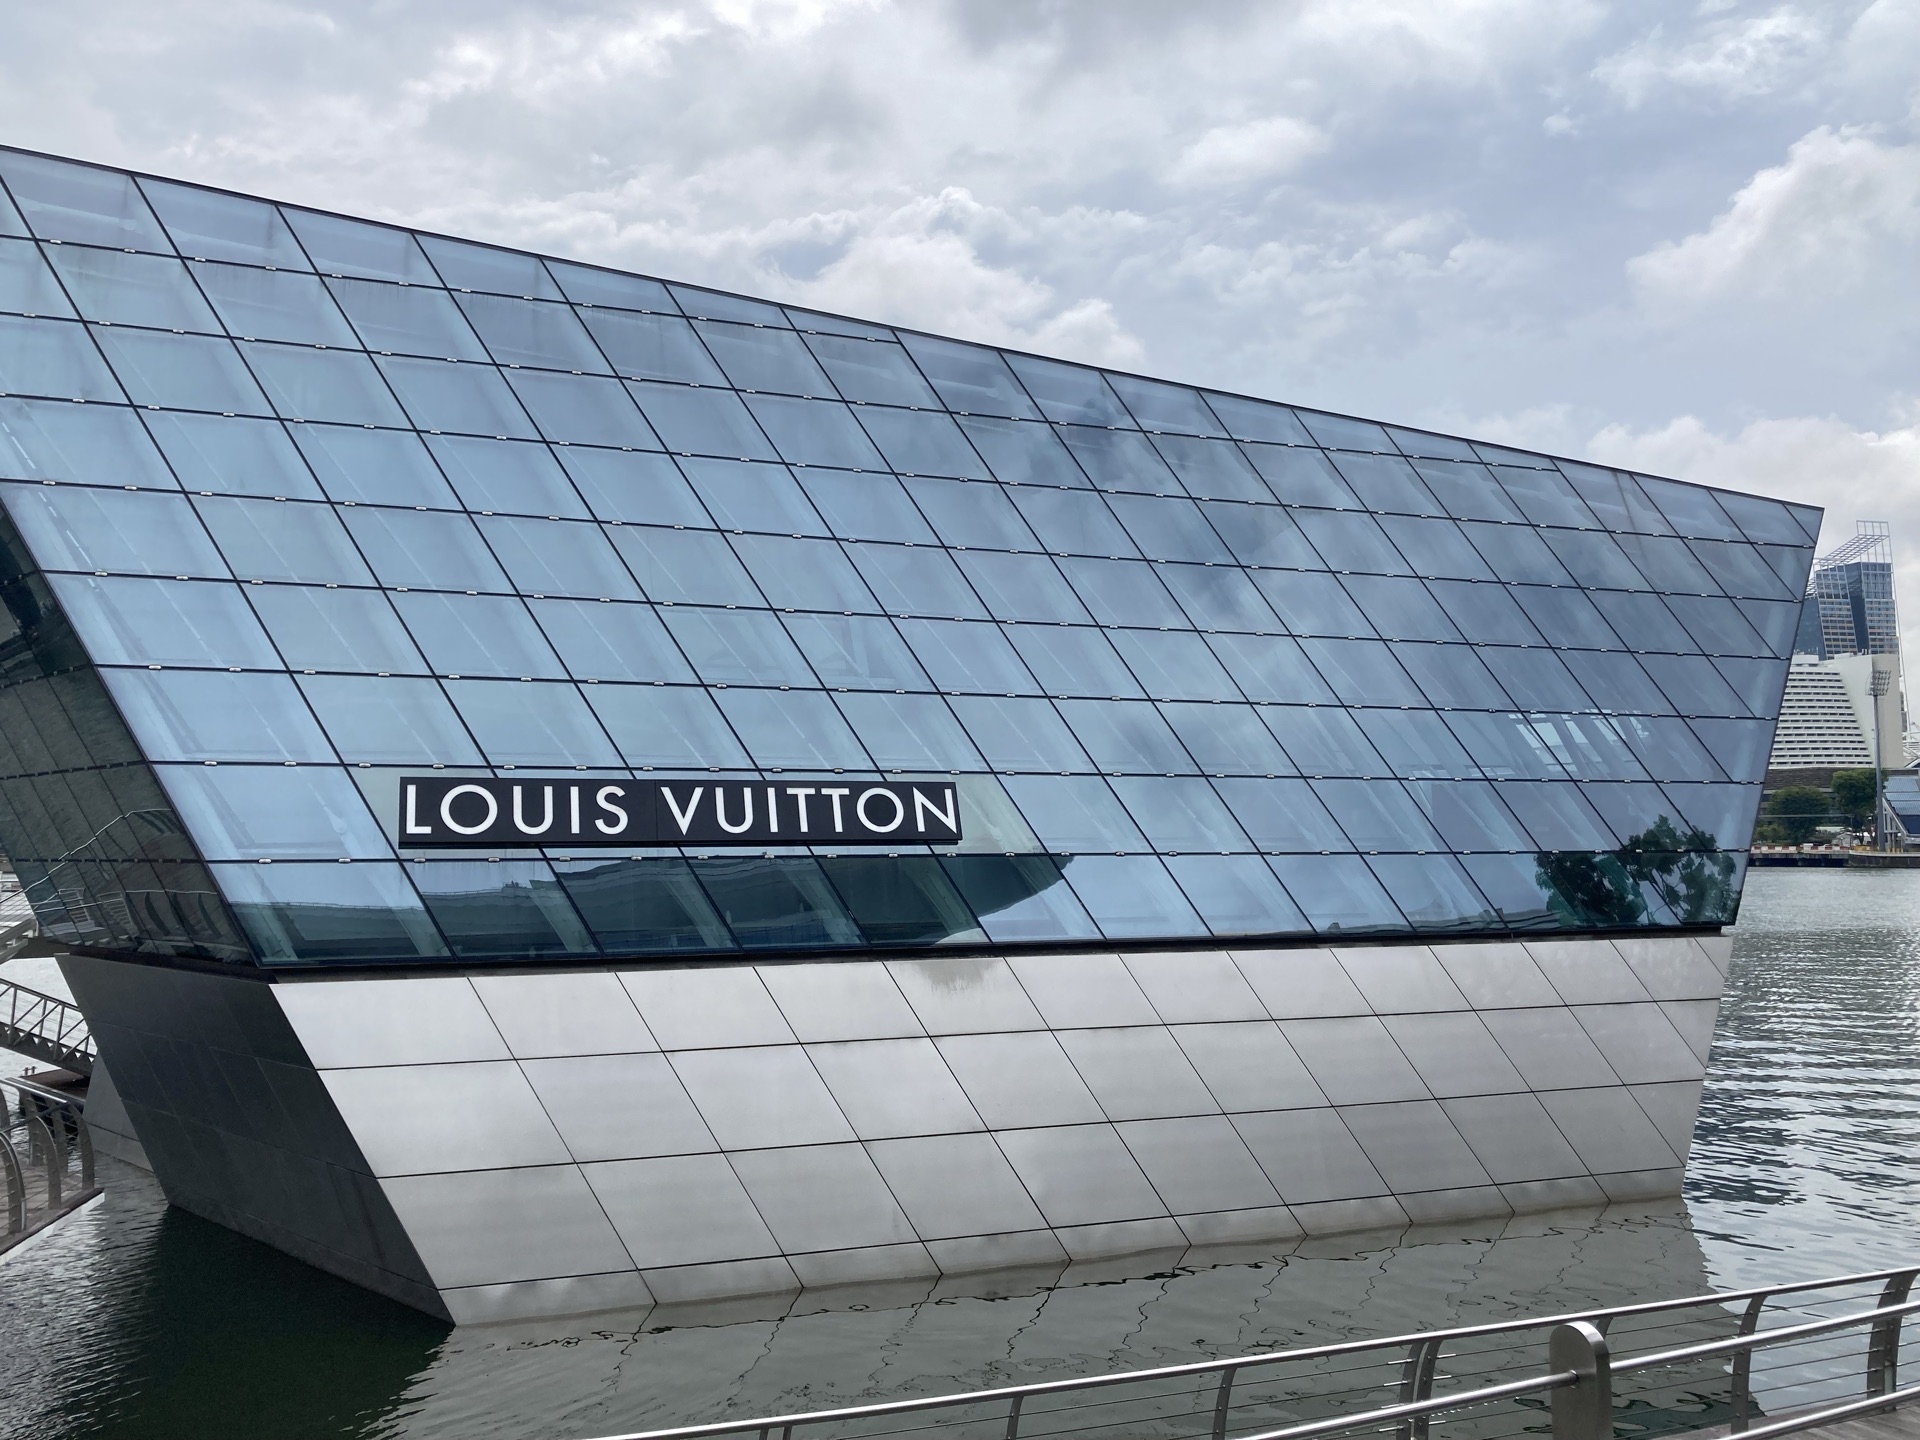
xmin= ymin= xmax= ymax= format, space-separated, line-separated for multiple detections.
xmin=3 ymin=868 xmax=1919 ymax=1440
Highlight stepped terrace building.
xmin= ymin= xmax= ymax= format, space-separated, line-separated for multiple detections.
xmin=0 ymin=146 xmax=1815 ymax=1322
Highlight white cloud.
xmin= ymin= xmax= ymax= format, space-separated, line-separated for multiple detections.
xmin=1627 ymin=125 xmax=1920 ymax=305
xmin=1168 ymin=116 xmax=1325 ymax=188
xmin=1593 ymin=7 xmax=1828 ymax=108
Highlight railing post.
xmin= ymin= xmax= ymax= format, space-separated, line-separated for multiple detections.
xmin=1731 ymin=1292 xmax=1768 ymax=1432
xmin=1549 ymin=1322 xmax=1612 ymax=1440
xmin=1005 ymin=1392 xmax=1023 ymax=1439
xmin=1867 ymin=1270 xmax=1917 ymax=1404
xmin=1 ymin=1128 xmax=23 ymax=1233
xmin=1212 ymin=1363 xmax=1239 ymax=1440
xmin=24 ymin=1107 xmax=61 ymax=1209
xmin=1396 ymin=1338 xmax=1442 ymax=1440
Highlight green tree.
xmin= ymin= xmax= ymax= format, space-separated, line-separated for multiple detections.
xmin=1832 ymin=769 xmax=1879 ymax=825
xmin=1760 ymin=786 xmax=1831 ymax=845
xmin=1615 ymin=816 xmax=1738 ymax=924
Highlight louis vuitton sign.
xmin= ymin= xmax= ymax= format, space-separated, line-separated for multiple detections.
xmin=399 ymin=777 xmax=962 ymax=848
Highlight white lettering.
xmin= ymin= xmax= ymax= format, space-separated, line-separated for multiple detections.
xmin=766 ymin=785 xmax=778 ymax=833
xmin=404 ymin=784 xmax=432 ymax=835
xmin=912 ymin=786 xmax=959 ymax=836
xmin=821 ymin=787 xmax=850 ymax=830
xmin=440 ymin=784 xmax=498 ymax=836
xmin=513 ymin=784 xmax=555 ymax=835
xmin=662 ymin=786 xmax=704 ymax=835
xmin=785 ymin=787 xmax=816 ymax=832
xmin=857 ymin=787 xmax=905 ymax=833
xmin=570 ymin=785 xmax=581 ymax=834
xmin=595 ymin=786 xmax=629 ymax=835
xmin=715 ymin=786 xmax=754 ymax=834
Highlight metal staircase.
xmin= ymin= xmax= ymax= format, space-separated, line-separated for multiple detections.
xmin=0 ymin=978 xmax=92 ymax=1077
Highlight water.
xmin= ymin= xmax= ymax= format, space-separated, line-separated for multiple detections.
xmin=3 ymin=868 xmax=1919 ymax=1440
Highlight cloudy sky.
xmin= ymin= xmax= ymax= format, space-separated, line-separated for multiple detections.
xmin=2 ymin=1 xmax=1917 ymax=603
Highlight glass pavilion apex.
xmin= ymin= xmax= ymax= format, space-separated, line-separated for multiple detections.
xmin=0 ymin=144 xmax=1817 ymax=971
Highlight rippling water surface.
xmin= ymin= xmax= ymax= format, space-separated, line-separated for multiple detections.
xmin=4 ymin=868 xmax=1919 ymax=1440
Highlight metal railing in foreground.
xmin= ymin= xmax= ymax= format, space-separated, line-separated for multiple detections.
xmin=584 ymin=1263 xmax=1920 ymax=1440
xmin=3 ymin=1075 xmax=95 ymax=1242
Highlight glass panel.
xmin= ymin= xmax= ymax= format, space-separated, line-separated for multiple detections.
xmin=445 ymin=679 xmax=621 ymax=766
xmin=1457 ymin=851 xmax=1559 ymax=931
xmin=1712 ymin=657 xmax=1784 ymax=717
xmin=191 ymin=264 xmax=361 ymax=349
xmin=1159 ymin=702 xmax=1292 ymax=776
xmin=0 ymin=237 xmax=75 ymax=316
xmin=1583 ymin=781 xmax=1684 ymax=846
xmin=899 ymin=618 xmax=1038 ymax=695
xmin=1403 ymin=779 xmax=1534 ymax=851
xmin=1591 ymin=591 xmax=1700 ymax=653
xmin=1266 ymin=853 xmax=1407 ymax=934
xmin=552 ymin=856 xmax=734 ymax=954
xmin=898 ymin=334 xmax=1041 ymax=419
xmin=327 ymin=276 xmax=488 ymax=360
xmin=1642 ymin=654 xmax=1751 ymax=717
xmin=376 ymin=356 xmax=538 ymax=439
xmin=48 ymin=574 xmax=277 ymax=667
xmin=530 ymin=598 xmax=693 ymax=684
xmin=587 ymin=684 xmax=750 ymax=769
xmin=427 ymin=435 xmax=585 ymax=517
xmin=1378 ymin=515 xmax=1496 ymax=580
xmin=1294 ymin=412 xmax=1388 ymax=452
xmin=1207 ymin=503 xmax=1328 ymax=570
xmin=857 ymin=406 xmax=991 ymax=479
xmin=392 ymin=592 xmax=566 ymax=678
xmin=1001 ymin=356 xmax=1131 ymax=425
xmin=0 ymin=185 xmax=21 ymax=238
xmin=1000 ymin=774 xmax=1147 ymax=850
xmin=627 ymin=380 xmax=776 ymax=459
xmin=731 ymin=533 xmax=877 ymax=613
xmin=957 ymin=415 xmax=1088 ymax=487
xmin=161 ymin=765 xmax=389 ymax=860
xmin=1613 ymin=714 xmax=1728 ymax=782
xmin=1714 ymin=490 xmax=1809 ymax=546
xmin=139 ymin=180 xmax=310 ymax=269
xmin=1312 ymin=778 xmax=1443 ymax=850
xmin=688 ymin=856 xmax=862 ymax=950
xmin=1106 ymin=494 xmax=1232 ymax=562
xmin=1666 ymin=782 xmax=1760 ymax=849
xmin=1158 ymin=565 xmax=1276 ymax=633
xmin=1386 ymin=427 xmax=1477 ymax=461
xmin=816 ymin=856 xmax=984 ymax=946
xmin=0 ymin=317 xmax=123 ymax=401
xmin=662 ymin=606 xmax=816 ymax=687
xmin=1479 ymin=648 xmax=1592 ymax=711
xmin=1541 ymin=529 xmax=1648 ymax=590
xmin=1109 ymin=775 xmax=1250 ymax=851
xmin=1665 ymin=594 xmax=1768 ymax=655
xmin=507 ymin=371 xmax=658 ymax=448
xmin=1510 ymin=586 xmax=1618 ymax=649
xmin=1366 ymin=853 xmax=1494 ymax=931
xmin=786 ymin=309 xmax=891 ymax=339
xmin=845 ymin=542 xmax=988 ymax=618
xmin=1109 ymin=630 xmax=1239 ymax=701
xmin=218 ymin=861 xmax=448 ymax=964
xmin=340 ymin=507 xmax=509 ymax=591
xmin=1736 ymin=598 xmax=1799 ymax=657
xmin=1294 ymin=510 xmax=1410 ymax=574
xmin=1104 ymin=376 xmax=1222 ymax=436
xmin=1298 ymin=638 xmax=1423 ymax=706
xmin=905 ymin=476 xmax=1037 ymax=549
xmin=681 ymin=457 xmax=826 ymax=535
xmin=1454 ymin=521 xmax=1573 ymax=586
xmin=421 ymin=237 xmax=564 ymax=299
xmin=783 ymin=612 xmax=928 ymax=690
xmin=1444 ymin=712 xmax=1566 ymax=779
xmin=283 ymin=209 xmax=439 ymax=284
xmin=667 ymin=286 xmax=785 ymax=324
xmin=561 ymin=448 xmax=708 ymax=526
xmin=46 ymin=248 xmax=217 ymax=331
xmin=1340 ymin=576 xmax=1459 ymax=641
xmin=1411 ymin=459 xmax=1525 ymax=522
xmin=1062 ymin=855 xmax=1210 ymax=939
xmin=1563 ymin=651 xmax=1675 ymax=715
xmin=1206 ymin=633 xmax=1335 ymax=703
xmin=1263 ymin=706 xmax=1386 ymax=777
xmin=248 ymin=585 xmax=426 ymax=673
xmin=799 ymin=469 xmax=934 ymax=542
xmin=1150 ymin=434 xmax=1267 ymax=501
xmin=1688 ymin=539 xmax=1793 ymax=600
xmin=1490 ymin=466 xmax=1596 ymax=528
xmin=104 ymin=669 xmax=333 ymax=761
xmin=1527 ymin=715 xmax=1648 ymax=781
xmin=0 ymin=396 xmax=175 ymax=487
xmin=411 ymin=860 xmax=597 ymax=959
xmin=144 ymin=412 xmax=321 ymax=500
xmin=802 ymin=333 xmax=937 ymax=406
xmin=694 ymin=319 xmax=833 ymax=396
xmin=1356 ymin=709 xmax=1478 ymax=779
xmin=1637 ymin=475 xmax=1745 ymax=539
xmin=1243 ymin=446 xmax=1359 ymax=509
xmin=836 ymin=691 xmax=983 ymax=771
xmin=1058 ymin=427 xmax=1180 ymax=494
xmin=298 ymin=675 xmax=481 ymax=764
xmin=939 ymin=852 xmax=1100 ymax=942
xmin=956 ymin=552 xmax=1089 ymax=622
xmin=0 ymin=153 xmax=170 ymax=249
xmin=714 ymin=687 xmax=871 ymax=770
xmin=478 ymin=515 xmax=643 ymax=601
xmin=3 ymin=484 xmax=229 ymax=576
xmin=240 ymin=342 xmax=407 ymax=426
xmin=1558 ymin=461 xmax=1674 ymax=535
xmin=948 ymin=695 xmax=1090 ymax=771
xmin=1614 ymin=534 xmax=1720 ymax=594
xmin=1202 ymin=394 xmax=1311 ymax=445
xmin=579 ymin=309 xmax=724 ymax=384
xmin=291 ymin=423 xmax=459 ymax=508
xmin=745 ymin=394 xmax=884 ymax=470
xmin=1330 ymin=452 xmax=1442 ymax=515
xmin=1054 ymin=698 xmax=1195 ymax=773
xmin=1057 ymin=558 xmax=1186 ymax=627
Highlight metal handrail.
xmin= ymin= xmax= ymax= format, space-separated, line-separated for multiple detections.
xmin=2 ymin=1074 xmax=94 ymax=1239
xmin=587 ymin=1264 xmax=1920 ymax=1440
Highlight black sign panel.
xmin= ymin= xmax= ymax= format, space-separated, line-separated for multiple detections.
xmin=399 ymin=777 xmax=962 ymax=848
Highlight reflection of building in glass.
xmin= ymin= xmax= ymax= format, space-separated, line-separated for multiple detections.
xmin=0 ymin=146 xmax=1817 ymax=1322
xmin=1882 ymin=773 xmax=1920 ymax=849
xmin=1775 ymin=521 xmax=1904 ymax=771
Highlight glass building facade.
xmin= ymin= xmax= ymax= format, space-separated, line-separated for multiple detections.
xmin=0 ymin=146 xmax=1819 ymax=971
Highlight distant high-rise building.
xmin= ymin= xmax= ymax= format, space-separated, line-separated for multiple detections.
xmin=1774 ymin=521 xmax=1905 ymax=771
xmin=1806 ymin=521 xmax=1898 ymax=659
